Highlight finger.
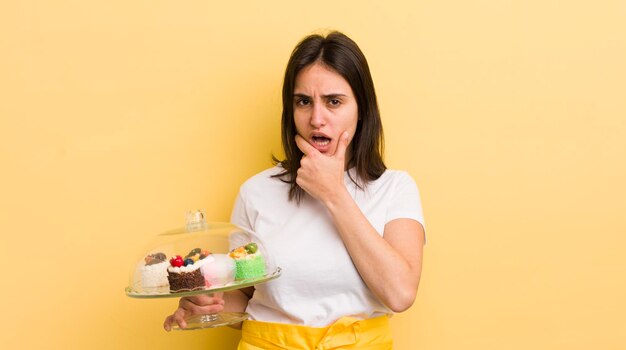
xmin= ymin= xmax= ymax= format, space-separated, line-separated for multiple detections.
xmin=163 ymin=315 xmax=174 ymax=332
xmin=295 ymin=134 xmax=318 ymax=156
xmin=187 ymin=294 xmax=222 ymax=306
xmin=180 ymin=298 xmax=224 ymax=314
xmin=164 ymin=308 xmax=188 ymax=331
xmin=209 ymin=296 xmax=225 ymax=305
xmin=333 ymin=131 xmax=350 ymax=159
xmin=172 ymin=308 xmax=188 ymax=329
xmin=185 ymin=294 xmax=225 ymax=308
xmin=296 ymin=168 xmax=306 ymax=187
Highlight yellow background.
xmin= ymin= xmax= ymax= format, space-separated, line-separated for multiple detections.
xmin=1 ymin=1 xmax=625 ymax=349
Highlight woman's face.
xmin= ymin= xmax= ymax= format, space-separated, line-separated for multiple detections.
xmin=293 ymin=63 xmax=358 ymax=156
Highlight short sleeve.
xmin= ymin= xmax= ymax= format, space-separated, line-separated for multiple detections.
xmin=230 ymin=190 xmax=253 ymax=231
xmin=229 ymin=190 xmax=255 ymax=250
xmin=385 ymin=171 xmax=425 ymax=230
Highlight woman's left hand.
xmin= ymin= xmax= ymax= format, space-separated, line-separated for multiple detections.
xmin=295 ymin=132 xmax=350 ymax=204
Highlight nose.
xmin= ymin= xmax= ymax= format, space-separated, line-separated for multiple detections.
xmin=309 ymin=103 xmax=326 ymax=128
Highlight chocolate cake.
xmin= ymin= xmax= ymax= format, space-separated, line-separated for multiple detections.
xmin=166 ymin=248 xmax=213 ymax=292
xmin=167 ymin=268 xmax=205 ymax=292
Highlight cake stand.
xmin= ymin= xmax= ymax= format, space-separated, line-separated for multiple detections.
xmin=125 ymin=211 xmax=281 ymax=330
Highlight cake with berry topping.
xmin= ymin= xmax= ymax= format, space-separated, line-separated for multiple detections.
xmin=167 ymin=248 xmax=213 ymax=292
xmin=229 ymin=243 xmax=266 ymax=280
xmin=140 ymin=252 xmax=170 ymax=288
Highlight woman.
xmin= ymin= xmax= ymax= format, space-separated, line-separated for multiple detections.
xmin=164 ymin=31 xmax=425 ymax=349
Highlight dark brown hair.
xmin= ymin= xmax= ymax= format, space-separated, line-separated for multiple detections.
xmin=273 ymin=31 xmax=386 ymax=202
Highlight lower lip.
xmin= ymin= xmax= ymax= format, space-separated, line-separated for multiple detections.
xmin=311 ymin=139 xmax=332 ymax=153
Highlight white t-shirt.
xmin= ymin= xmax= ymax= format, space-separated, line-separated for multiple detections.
xmin=230 ymin=166 xmax=425 ymax=327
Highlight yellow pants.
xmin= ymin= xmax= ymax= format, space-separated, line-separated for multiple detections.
xmin=237 ymin=316 xmax=393 ymax=350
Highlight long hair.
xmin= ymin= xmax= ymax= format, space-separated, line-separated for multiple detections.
xmin=273 ymin=31 xmax=386 ymax=203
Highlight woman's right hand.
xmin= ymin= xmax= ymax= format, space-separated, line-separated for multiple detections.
xmin=163 ymin=293 xmax=224 ymax=331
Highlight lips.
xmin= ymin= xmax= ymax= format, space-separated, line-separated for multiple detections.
xmin=312 ymin=135 xmax=331 ymax=146
xmin=310 ymin=132 xmax=332 ymax=152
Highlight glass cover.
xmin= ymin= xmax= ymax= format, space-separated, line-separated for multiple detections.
xmin=125 ymin=210 xmax=281 ymax=299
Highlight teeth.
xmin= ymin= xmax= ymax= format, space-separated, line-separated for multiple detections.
xmin=313 ymin=138 xmax=330 ymax=146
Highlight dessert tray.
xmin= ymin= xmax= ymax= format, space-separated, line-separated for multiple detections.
xmin=125 ymin=210 xmax=281 ymax=330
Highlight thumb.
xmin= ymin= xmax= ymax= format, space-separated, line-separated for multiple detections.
xmin=334 ymin=131 xmax=350 ymax=159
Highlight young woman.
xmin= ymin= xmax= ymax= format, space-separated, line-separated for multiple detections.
xmin=164 ymin=31 xmax=425 ymax=350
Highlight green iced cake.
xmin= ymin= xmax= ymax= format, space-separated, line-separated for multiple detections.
xmin=229 ymin=242 xmax=267 ymax=280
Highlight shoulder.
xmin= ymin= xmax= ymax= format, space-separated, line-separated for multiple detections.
xmin=362 ymin=169 xmax=421 ymax=202
xmin=371 ymin=169 xmax=418 ymax=188
xmin=239 ymin=165 xmax=288 ymax=196
xmin=241 ymin=166 xmax=284 ymax=187
xmin=379 ymin=169 xmax=414 ymax=180
xmin=233 ymin=166 xmax=293 ymax=225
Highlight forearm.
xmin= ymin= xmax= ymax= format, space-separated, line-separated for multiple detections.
xmin=324 ymin=188 xmax=423 ymax=312
xmin=224 ymin=287 xmax=253 ymax=329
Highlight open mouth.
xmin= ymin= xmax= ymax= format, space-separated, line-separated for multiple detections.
xmin=312 ymin=135 xmax=331 ymax=147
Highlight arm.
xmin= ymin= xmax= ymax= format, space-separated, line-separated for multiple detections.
xmin=295 ymin=133 xmax=425 ymax=312
xmin=224 ymin=287 xmax=254 ymax=330
xmin=325 ymin=190 xmax=424 ymax=312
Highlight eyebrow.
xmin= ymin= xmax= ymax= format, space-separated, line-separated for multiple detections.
xmin=293 ymin=93 xmax=348 ymax=99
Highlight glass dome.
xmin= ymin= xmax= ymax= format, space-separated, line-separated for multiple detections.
xmin=125 ymin=210 xmax=281 ymax=329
